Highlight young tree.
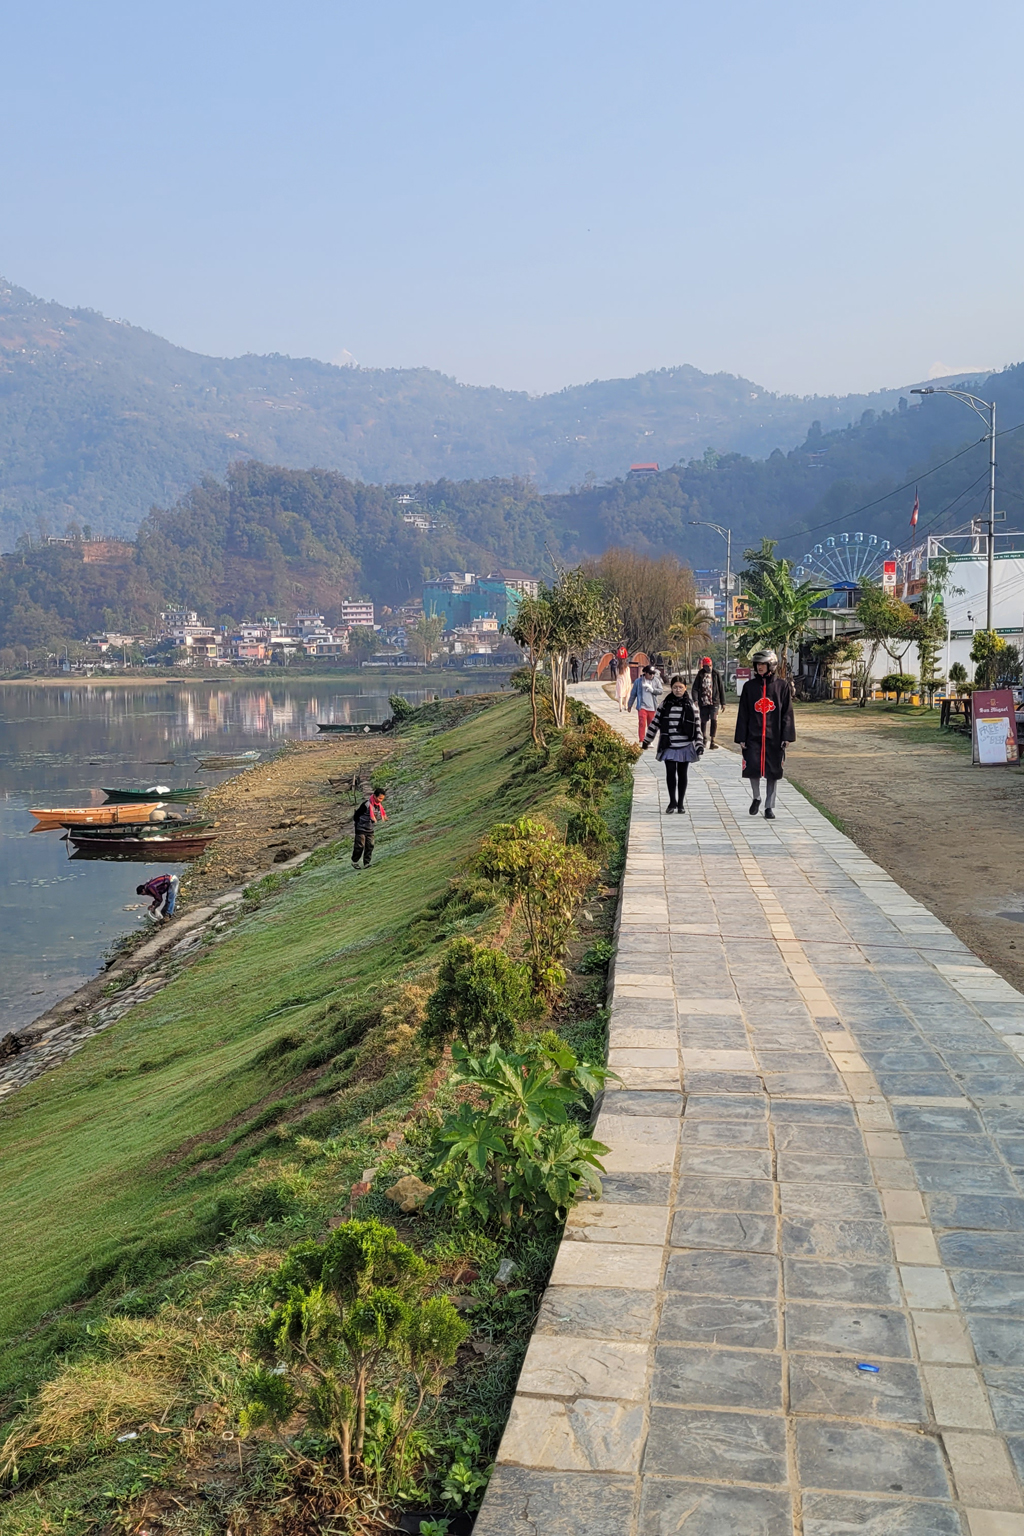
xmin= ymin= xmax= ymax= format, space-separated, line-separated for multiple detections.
xmin=504 ymin=595 xmax=554 ymax=746
xmin=347 ymin=626 xmax=380 ymax=663
xmin=880 ymin=672 xmax=918 ymax=705
xmin=971 ymin=629 xmax=1008 ymax=689
xmin=547 ymin=568 xmax=618 ymax=728
xmin=807 ymin=635 xmax=861 ymax=699
xmin=949 ymin=661 xmax=970 ymax=695
xmin=852 ymin=582 xmax=916 ymax=706
xmin=667 ymin=601 xmax=712 ymax=679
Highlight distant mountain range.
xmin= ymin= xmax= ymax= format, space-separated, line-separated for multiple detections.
xmin=0 ymin=276 xmax=983 ymax=549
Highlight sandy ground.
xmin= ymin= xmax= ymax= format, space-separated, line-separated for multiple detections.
xmin=180 ymin=736 xmax=394 ymax=904
xmin=708 ymin=700 xmax=1024 ymax=995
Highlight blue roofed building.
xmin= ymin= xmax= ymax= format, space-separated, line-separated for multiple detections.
xmin=423 ymin=569 xmax=538 ymax=632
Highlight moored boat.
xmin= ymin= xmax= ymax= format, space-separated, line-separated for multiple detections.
xmin=31 ymin=802 xmax=162 ymax=829
xmin=103 ymin=785 xmax=205 ymax=803
xmin=67 ymin=833 xmax=215 ymax=860
xmin=316 ymin=721 xmax=393 ymax=734
xmin=64 ymin=819 xmax=213 ymax=838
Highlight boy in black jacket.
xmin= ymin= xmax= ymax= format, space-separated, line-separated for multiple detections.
xmin=352 ymin=786 xmax=388 ymax=868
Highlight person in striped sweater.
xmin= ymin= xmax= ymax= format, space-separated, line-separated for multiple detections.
xmin=641 ymin=675 xmax=704 ymax=813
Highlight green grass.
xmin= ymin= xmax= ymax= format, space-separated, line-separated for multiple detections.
xmin=0 ymin=696 xmax=565 ymax=1389
xmin=796 ymin=698 xmax=974 ymax=752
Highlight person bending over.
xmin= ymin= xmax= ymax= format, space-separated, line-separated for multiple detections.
xmin=136 ymin=873 xmax=179 ymax=920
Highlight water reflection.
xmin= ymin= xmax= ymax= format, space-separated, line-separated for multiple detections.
xmin=0 ymin=676 xmax=502 ymax=1032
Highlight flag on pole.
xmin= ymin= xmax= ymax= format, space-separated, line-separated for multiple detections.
xmin=910 ymin=488 xmax=919 ymax=529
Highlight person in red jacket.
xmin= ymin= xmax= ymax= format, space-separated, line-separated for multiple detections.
xmin=734 ymin=650 xmax=795 ymax=820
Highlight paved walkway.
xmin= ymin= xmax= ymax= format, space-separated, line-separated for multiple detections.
xmin=476 ymin=683 xmax=1024 ymax=1536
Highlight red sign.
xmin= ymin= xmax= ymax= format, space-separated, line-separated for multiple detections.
xmin=972 ymin=689 xmax=1020 ymax=766
xmin=734 ymin=666 xmax=751 ymax=682
xmin=882 ymin=560 xmax=897 ymax=594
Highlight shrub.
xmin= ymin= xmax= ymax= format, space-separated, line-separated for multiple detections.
xmin=241 ymin=1219 xmax=467 ymax=1483
xmin=423 ymin=937 xmax=542 ymax=1052
xmin=426 ymin=1041 xmax=610 ymax=1230
xmin=477 ymin=819 xmax=598 ymax=999
xmin=556 ymin=715 xmax=640 ymax=806
xmin=879 ymin=673 xmax=917 ymax=704
xmin=565 ymin=805 xmax=610 ymax=851
xmin=579 ymin=938 xmax=614 ymax=974
xmin=389 ymin=693 xmax=416 ymax=722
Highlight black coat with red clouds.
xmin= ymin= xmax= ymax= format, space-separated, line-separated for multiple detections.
xmin=734 ymin=672 xmax=796 ymax=779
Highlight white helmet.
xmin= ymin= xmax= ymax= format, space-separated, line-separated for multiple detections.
xmin=751 ymin=649 xmax=778 ymax=668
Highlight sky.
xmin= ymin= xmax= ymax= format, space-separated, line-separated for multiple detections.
xmin=3 ymin=0 xmax=1023 ymax=397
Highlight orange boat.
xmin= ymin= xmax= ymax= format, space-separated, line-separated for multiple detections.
xmin=31 ymin=802 xmax=162 ymax=830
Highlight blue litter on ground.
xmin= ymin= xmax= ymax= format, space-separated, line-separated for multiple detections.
xmin=857 ymin=1363 xmax=880 ymax=1373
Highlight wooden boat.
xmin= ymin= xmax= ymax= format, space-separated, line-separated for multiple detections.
xmin=316 ymin=720 xmax=393 ymax=734
xmin=198 ymin=749 xmax=260 ymax=766
xmin=64 ymin=819 xmax=213 ymax=839
xmin=31 ymin=802 xmax=161 ymax=829
xmin=67 ymin=833 xmax=216 ymax=860
xmin=103 ymin=785 xmax=204 ymax=804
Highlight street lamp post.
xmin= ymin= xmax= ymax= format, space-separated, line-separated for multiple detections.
xmin=689 ymin=519 xmax=732 ymax=682
xmin=911 ymin=387 xmax=997 ymax=629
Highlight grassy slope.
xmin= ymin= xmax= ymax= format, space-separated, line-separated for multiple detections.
xmin=0 ymin=695 xmax=552 ymax=1355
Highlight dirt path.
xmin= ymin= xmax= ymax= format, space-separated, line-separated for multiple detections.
xmin=714 ymin=700 xmax=1024 ymax=994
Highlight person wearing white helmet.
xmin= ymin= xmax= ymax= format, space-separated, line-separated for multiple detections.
xmin=734 ymin=649 xmax=795 ymax=819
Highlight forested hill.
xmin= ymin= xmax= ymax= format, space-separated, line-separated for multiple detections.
xmin=0 ymin=276 xmax=942 ymax=548
xmin=6 ymin=366 xmax=1024 ymax=652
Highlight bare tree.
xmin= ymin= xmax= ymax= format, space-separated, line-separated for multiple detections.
xmin=586 ymin=549 xmax=695 ymax=659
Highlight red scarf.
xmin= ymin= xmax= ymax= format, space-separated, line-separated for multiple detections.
xmin=368 ymin=794 xmax=387 ymax=823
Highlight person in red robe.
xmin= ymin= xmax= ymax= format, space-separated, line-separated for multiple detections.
xmin=734 ymin=649 xmax=796 ymax=820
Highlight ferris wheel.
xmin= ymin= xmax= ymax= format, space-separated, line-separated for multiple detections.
xmin=794 ymin=531 xmax=899 ymax=586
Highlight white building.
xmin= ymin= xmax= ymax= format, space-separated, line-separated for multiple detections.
xmin=923 ymin=530 xmax=1024 ymax=680
xmin=341 ymin=599 xmax=375 ymax=627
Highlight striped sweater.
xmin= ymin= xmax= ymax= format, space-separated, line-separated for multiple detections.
xmin=642 ymin=694 xmax=703 ymax=757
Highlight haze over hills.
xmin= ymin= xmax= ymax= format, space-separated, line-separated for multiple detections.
xmin=0 ymin=276 xmax=966 ymax=549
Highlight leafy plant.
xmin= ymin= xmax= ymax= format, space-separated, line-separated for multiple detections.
xmin=423 ymin=937 xmax=542 ymax=1051
xmin=735 ymin=538 xmax=828 ymax=677
xmin=971 ymin=628 xmax=1008 ymax=689
xmin=879 ymin=673 xmax=917 ymax=704
xmin=477 ymin=818 xmax=598 ymax=999
xmin=389 ymin=693 xmax=416 ymax=722
xmin=240 ymin=1219 xmax=467 ymax=1483
xmin=949 ymin=661 xmax=970 ymax=695
xmin=579 ymin=938 xmax=614 ymax=973
xmin=556 ymin=715 xmax=640 ymax=806
xmin=426 ymin=1040 xmax=610 ymax=1230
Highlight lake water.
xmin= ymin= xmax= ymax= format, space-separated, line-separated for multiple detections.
xmin=0 ymin=676 xmax=502 ymax=1035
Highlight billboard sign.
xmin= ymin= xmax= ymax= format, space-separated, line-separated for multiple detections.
xmin=972 ymin=688 xmax=1020 ymax=766
xmin=882 ymin=560 xmax=897 ymax=594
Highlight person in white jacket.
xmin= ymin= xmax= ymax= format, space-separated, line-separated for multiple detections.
xmin=627 ymin=666 xmax=663 ymax=744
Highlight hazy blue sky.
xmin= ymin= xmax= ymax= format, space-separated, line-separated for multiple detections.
xmin=5 ymin=1 xmax=1023 ymax=396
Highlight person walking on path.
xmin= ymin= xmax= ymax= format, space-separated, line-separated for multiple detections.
xmin=734 ymin=649 xmax=795 ymax=819
xmin=615 ymin=645 xmax=631 ymax=711
xmin=570 ymin=654 xmax=580 ymax=683
xmin=352 ymin=785 xmax=388 ymax=868
xmin=627 ymin=664 xmax=663 ymax=744
xmin=693 ymin=655 xmax=725 ymax=748
xmin=136 ymin=873 xmax=179 ymax=920
xmin=641 ymin=675 xmax=704 ymax=813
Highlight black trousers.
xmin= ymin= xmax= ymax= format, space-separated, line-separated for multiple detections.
xmin=665 ymin=761 xmax=689 ymax=804
xmin=352 ymin=830 xmax=375 ymax=866
xmin=699 ymin=705 xmax=719 ymax=740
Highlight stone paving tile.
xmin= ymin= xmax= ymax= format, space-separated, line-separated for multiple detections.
xmin=477 ymin=685 xmax=1024 ymax=1534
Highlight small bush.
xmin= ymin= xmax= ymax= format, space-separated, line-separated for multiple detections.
xmin=579 ymin=938 xmax=614 ymax=974
xmin=565 ymin=805 xmax=610 ymax=851
xmin=423 ymin=937 xmax=542 ymax=1051
xmin=556 ymin=716 xmax=640 ymax=806
xmin=389 ymin=693 xmax=416 ymax=722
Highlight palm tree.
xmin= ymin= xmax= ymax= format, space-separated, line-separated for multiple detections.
xmin=735 ymin=540 xmax=827 ymax=677
xmin=667 ymin=602 xmax=712 ymax=680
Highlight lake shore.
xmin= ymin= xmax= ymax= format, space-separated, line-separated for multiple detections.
xmin=0 ymin=666 xmax=515 ymax=687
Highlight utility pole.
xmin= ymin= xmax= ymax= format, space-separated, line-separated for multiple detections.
xmin=912 ymin=387 xmax=997 ymax=628
xmin=689 ymin=519 xmax=732 ymax=683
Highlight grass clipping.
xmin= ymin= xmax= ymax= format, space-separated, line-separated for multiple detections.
xmin=1 ymin=1314 xmax=225 ymax=1482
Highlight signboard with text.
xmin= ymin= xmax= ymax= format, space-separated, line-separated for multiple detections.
xmin=972 ymin=688 xmax=1020 ymax=766
xmin=882 ymin=560 xmax=897 ymax=594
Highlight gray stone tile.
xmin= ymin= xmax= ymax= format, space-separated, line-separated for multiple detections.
xmin=862 ymin=1049 xmax=947 ymax=1072
xmin=683 ymin=1094 xmax=768 ymax=1120
xmin=658 ymin=1294 xmax=779 ymax=1348
xmin=785 ymin=1301 xmax=913 ymax=1358
xmin=665 ymin=1248 xmax=780 ymax=1298
xmin=917 ymin=1163 xmax=1018 ymax=1195
xmin=800 ymin=1493 xmax=965 ymax=1534
xmin=639 ymin=1480 xmax=792 ymax=1536
xmin=901 ymin=1133 xmax=997 ymax=1164
xmin=535 ymin=1286 xmax=657 ymax=1341
xmin=644 ymin=1405 xmax=787 ymax=1483
xmin=940 ymin=1229 xmax=1024 ymax=1270
xmin=958 ymin=1072 xmax=1024 ymax=1096
xmin=979 ymin=1100 xmax=1024 ymax=1134
xmin=680 ymin=1120 xmax=770 ymax=1148
xmin=777 ymin=1153 xmax=873 ymax=1185
xmin=598 ymin=1172 xmax=671 ymax=1205
xmin=794 ymin=1420 xmax=950 ymax=1497
xmin=983 ymin=1366 xmax=1024 ymax=1429
xmin=789 ymin=1355 xmax=927 ymax=1424
xmin=928 ymin=1194 xmax=1024 ymax=1231
xmin=1006 ymin=1434 xmax=1024 ymax=1483
xmin=784 ymin=1258 xmax=902 ymax=1305
xmin=780 ymin=1183 xmax=884 ymax=1220
xmin=951 ymin=1269 xmax=1024 ymax=1313
xmin=782 ymin=1218 xmax=893 ymax=1262
xmin=685 ymin=1071 xmax=763 ymax=1094
xmin=893 ymin=1104 xmax=984 ymax=1134
xmin=652 ymin=1344 xmax=783 ymax=1410
xmin=772 ymin=1123 xmax=866 ymax=1154
xmin=670 ymin=1210 xmax=777 ymax=1253
xmin=473 ymin=1467 xmax=635 ymax=1536
xmin=995 ymin=1136 xmax=1024 ymax=1166
xmin=675 ymin=1176 xmax=776 ymax=1213
xmin=679 ymin=1148 xmax=772 ymax=1179
xmin=598 ymin=1089 xmax=683 ymax=1117
xmin=873 ymin=1072 xmax=961 ymax=1097
xmin=770 ymin=1098 xmax=857 ymax=1125
xmin=965 ymin=1313 xmax=1024 ymax=1366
